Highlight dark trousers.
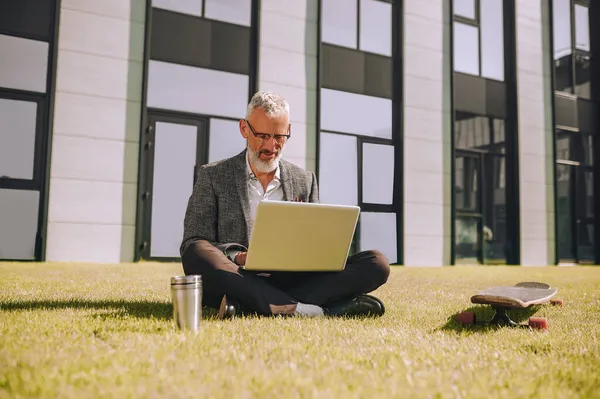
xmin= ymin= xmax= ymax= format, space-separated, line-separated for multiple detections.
xmin=181 ymin=240 xmax=391 ymax=316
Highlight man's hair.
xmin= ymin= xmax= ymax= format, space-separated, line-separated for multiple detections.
xmin=245 ymin=91 xmax=290 ymax=119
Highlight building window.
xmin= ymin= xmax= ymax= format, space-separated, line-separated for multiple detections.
xmin=136 ymin=0 xmax=257 ymax=260
xmin=553 ymin=0 xmax=591 ymax=98
xmin=318 ymin=0 xmax=400 ymax=263
xmin=453 ymin=0 xmax=504 ymax=81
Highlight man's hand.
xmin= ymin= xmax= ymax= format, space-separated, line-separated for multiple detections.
xmin=234 ymin=252 xmax=247 ymax=266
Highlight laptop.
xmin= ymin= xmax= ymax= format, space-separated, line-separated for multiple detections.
xmin=243 ymin=200 xmax=360 ymax=272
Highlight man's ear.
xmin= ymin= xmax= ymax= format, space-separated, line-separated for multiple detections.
xmin=239 ymin=120 xmax=249 ymax=139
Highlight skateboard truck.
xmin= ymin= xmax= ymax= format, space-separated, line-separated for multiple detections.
xmin=457 ymin=306 xmax=548 ymax=330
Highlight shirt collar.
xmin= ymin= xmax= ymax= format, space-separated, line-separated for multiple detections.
xmin=246 ymin=151 xmax=280 ymax=181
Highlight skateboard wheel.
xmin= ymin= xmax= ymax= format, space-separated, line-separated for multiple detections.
xmin=456 ymin=311 xmax=475 ymax=325
xmin=550 ymin=298 xmax=564 ymax=306
xmin=528 ymin=317 xmax=548 ymax=330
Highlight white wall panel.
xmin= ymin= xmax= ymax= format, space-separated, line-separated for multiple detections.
xmin=152 ymin=0 xmax=203 ymax=17
xmin=319 ymin=133 xmax=357 ymax=206
xmin=0 ymin=34 xmax=48 ymax=93
xmin=362 ymin=143 xmax=394 ymax=205
xmin=321 ymin=88 xmax=392 ymax=139
xmin=0 ymin=189 xmax=39 ymax=260
xmin=208 ymin=118 xmax=246 ymax=163
xmin=0 ymin=99 xmax=37 ymax=181
xmin=147 ymin=60 xmax=248 ymax=118
xmin=359 ymin=212 xmax=397 ymax=264
xmin=204 ymin=0 xmax=251 ymax=27
xmin=151 ymin=122 xmax=198 ymax=258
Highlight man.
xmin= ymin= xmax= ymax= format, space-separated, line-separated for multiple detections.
xmin=180 ymin=91 xmax=390 ymax=319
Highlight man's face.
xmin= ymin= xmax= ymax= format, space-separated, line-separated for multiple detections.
xmin=240 ymin=109 xmax=290 ymax=173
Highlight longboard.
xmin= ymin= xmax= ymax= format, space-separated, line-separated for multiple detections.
xmin=456 ymin=282 xmax=563 ymax=330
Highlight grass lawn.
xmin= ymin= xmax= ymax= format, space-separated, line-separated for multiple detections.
xmin=1 ymin=262 xmax=599 ymax=398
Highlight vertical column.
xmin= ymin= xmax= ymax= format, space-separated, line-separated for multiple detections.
xmin=46 ymin=0 xmax=146 ymax=263
xmin=516 ymin=0 xmax=555 ymax=265
xmin=403 ymin=0 xmax=452 ymax=266
xmin=257 ymin=0 xmax=319 ymax=171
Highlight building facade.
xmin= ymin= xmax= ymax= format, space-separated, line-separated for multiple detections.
xmin=0 ymin=0 xmax=598 ymax=266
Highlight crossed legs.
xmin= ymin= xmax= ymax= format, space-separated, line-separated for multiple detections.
xmin=181 ymin=240 xmax=390 ymax=316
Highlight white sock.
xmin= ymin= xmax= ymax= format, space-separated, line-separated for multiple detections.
xmin=295 ymin=302 xmax=324 ymax=317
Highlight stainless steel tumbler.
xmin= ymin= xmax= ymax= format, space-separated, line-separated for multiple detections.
xmin=170 ymin=275 xmax=202 ymax=332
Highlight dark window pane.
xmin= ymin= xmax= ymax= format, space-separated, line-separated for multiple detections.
xmin=455 ymin=155 xmax=479 ymax=211
xmin=455 ymin=113 xmax=495 ymax=151
xmin=556 ymin=163 xmax=575 ymax=261
xmin=577 ymin=223 xmax=594 ymax=262
xmin=574 ymin=52 xmax=591 ymax=99
xmin=150 ymin=8 xmax=250 ymax=75
xmin=0 ymin=0 xmax=55 ymax=41
xmin=483 ymin=154 xmax=507 ymax=263
xmin=553 ymin=0 xmax=573 ymax=93
xmin=556 ymin=131 xmax=571 ymax=161
xmin=455 ymin=216 xmax=480 ymax=264
xmin=583 ymin=171 xmax=593 ymax=218
xmin=584 ymin=135 xmax=593 ymax=166
xmin=480 ymin=0 xmax=504 ymax=81
xmin=574 ymin=4 xmax=590 ymax=52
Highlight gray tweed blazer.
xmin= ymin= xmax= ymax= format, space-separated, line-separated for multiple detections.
xmin=180 ymin=149 xmax=319 ymax=256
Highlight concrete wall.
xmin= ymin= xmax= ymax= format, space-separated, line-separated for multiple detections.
xmin=257 ymin=0 xmax=318 ymax=172
xmin=45 ymin=0 xmax=146 ymax=262
xmin=402 ymin=0 xmax=452 ymax=266
xmin=516 ymin=0 xmax=556 ymax=265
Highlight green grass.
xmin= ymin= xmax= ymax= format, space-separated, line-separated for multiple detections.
xmin=1 ymin=262 xmax=599 ymax=398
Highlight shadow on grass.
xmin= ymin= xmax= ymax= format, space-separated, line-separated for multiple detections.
xmin=0 ymin=299 xmax=219 ymax=321
xmin=437 ymin=304 xmax=541 ymax=334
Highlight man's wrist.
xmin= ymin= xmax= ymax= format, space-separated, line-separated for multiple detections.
xmin=227 ymin=250 xmax=241 ymax=264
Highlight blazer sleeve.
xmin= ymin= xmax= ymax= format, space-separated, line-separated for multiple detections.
xmin=309 ymin=171 xmax=319 ymax=203
xmin=179 ymin=166 xmax=248 ymax=257
xmin=180 ymin=166 xmax=217 ymax=256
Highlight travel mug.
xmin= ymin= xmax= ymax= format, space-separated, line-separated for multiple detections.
xmin=170 ymin=275 xmax=202 ymax=332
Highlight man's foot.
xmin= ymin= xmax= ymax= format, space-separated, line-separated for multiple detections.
xmin=324 ymin=294 xmax=385 ymax=317
xmin=218 ymin=295 xmax=240 ymax=319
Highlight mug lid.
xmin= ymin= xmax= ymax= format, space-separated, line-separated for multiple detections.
xmin=170 ymin=275 xmax=202 ymax=285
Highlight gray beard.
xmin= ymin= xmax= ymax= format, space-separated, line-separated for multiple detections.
xmin=247 ymin=144 xmax=282 ymax=174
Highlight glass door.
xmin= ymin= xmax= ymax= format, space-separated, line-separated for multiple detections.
xmin=455 ymin=151 xmax=483 ymax=264
xmin=556 ymin=160 xmax=594 ymax=264
xmin=137 ymin=111 xmax=208 ymax=261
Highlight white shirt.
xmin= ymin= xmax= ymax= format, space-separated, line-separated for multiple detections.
xmin=245 ymin=154 xmax=284 ymax=230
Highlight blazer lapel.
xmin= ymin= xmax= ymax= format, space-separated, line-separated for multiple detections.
xmin=280 ymin=160 xmax=295 ymax=201
xmin=234 ymin=151 xmax=252 ymax=240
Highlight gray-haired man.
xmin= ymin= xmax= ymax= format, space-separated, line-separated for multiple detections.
xmin=180 ymin=91 xmax=390 ymax=319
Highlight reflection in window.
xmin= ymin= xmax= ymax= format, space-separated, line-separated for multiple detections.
xmin=455 ymin=216 xmax=479 ymax=264
xmin=455 ymin=156 xmax=478 ymax=211
xmin=321 ymin=0 xmax=358 ymax=49
xmin=0 ymin=98 xmax=37 ymax=180
xmin=318 ymin=132 xmax=358 ymax=206
xmin=453 ymin=22 xmax=479 ymax=75
xmin=454 ymin=0 xmax=476 ymax=19
xmin=359 ymin=0 xmax=392 ymax=57
xmin=480 ymin=0 xmax=504 ymax=81
xmin=556 ymin=132 xmax=570 ymax=161
xmin=455 ymin=113 xmax=505 ymax=152
xmin=362 ymin=143 xmax=394 ymax=205
xmin=552 ymin=0 xmax=572 ymax=60
xmin=574 ymin=4 xmax=590 ymax=52
xmin=575 ymin=53 xmax=591 ymax=99
xmin=584 ymin=171 xmax=593 ymax=218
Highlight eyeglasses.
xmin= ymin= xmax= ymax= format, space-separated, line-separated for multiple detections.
xmin=244 ymin=119 xmax=291 ymax=144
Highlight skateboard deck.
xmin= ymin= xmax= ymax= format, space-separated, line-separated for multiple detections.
xmin=456 ymin=282 xmax=563 ymax=330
